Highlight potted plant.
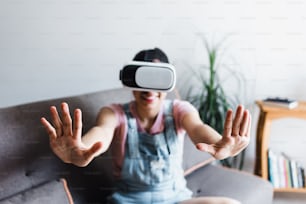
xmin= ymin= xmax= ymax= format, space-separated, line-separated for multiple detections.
xmin=186 ymin=35 xmax=246 ymax=169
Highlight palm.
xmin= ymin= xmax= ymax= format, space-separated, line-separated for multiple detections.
xmin=50 ymin=133 xmax=85 ymax=165
xmin=197 ymin=105 xmax=251 ymax=160
xmin=206 ymin=133 xmax=249 ymax=160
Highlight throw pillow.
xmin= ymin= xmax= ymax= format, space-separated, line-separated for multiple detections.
xmin=0 ymin=179 xmax=73 ymax=204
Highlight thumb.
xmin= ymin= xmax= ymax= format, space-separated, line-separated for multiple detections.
xmin=196 ymin=143 xmax=215 ymax=156
xmin=84 ymin=142 xmax=103 ymax=160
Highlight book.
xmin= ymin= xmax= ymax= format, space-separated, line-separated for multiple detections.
xmin=281 ymin=152 xmax=306 ymax=188
xmin=278 ymin=154 xmax=286 ymax=188
xmin=268 ymin=149 xmax=275 ymax=186
xmin=281 ymin=152 xmax=295 ymax=188
xmin=280 ymin=152 xmax=306 ymax=188
xmin=268 ymin=149 xmax=280 ymax=188
xmin=301 ymin=167 xmax=306 ymax=187
xmin=284 ymin=157 xmax=293 ymax=188
xmin=290 ymin=160 xmax=300 ymax=188
xmin=263 ymin=97 xmax=298 ymax=109
xmin=269 ymin=150 xmax=306 ymax=189
xmin=297 ymin=163 xmax=306 ymax=188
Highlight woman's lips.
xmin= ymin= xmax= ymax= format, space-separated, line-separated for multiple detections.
xmin=141 ymin=93 xmax=157 ymax=103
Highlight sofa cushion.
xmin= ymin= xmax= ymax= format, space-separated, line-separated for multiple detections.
xmin=186 ymin=164 xmax=274 ymax=204
xmin=0 ymin=179 xmax=73 ymax=204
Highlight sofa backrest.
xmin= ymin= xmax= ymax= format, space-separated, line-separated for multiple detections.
xmin=0 ymin=88 xmax=212 ymax=203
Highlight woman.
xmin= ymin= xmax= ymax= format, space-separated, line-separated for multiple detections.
xmin=41 ymin=48 xmax=250 ymax=204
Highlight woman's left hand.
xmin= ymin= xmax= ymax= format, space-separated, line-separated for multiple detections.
xmin=196 ymin=105 xmax=251 ymax=160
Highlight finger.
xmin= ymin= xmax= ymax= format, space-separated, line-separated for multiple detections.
xmin=61 ymin=102 xmax=73 ymax=136
xmin=239 ymin=110 xmax=250 ymax=136
xmin=73 ymin=109 xmax=83 ymax=139
xmin=223 ymin=109 xmax=233 ymax=138
xmin=50 ymin=106 xmax=63 ymax=137
xmin=246 ymin=113 xmax=252 ymax=136
xmin=40 ymin=117 xmax=57 ymax=140
xmin=196 ymin=143 xmax=216 ymax=156
xmin=232 ymin=105 xmax=244 ymax=136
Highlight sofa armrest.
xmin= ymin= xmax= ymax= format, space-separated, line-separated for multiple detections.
xmin=183 ymin=134 xmax=214 ymax=175
xmin=185 ymin=164 xmax=274 ymax=204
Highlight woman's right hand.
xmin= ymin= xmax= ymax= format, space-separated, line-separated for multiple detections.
xmin=40 ymin=102 xmax=103 ymax=167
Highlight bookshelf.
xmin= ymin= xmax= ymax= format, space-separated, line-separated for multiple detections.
xmin=254 ymin=100 xmax=306 ymax=193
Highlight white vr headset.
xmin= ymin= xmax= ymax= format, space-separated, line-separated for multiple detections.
xmin=119 ymin=61 xmax=176 ymax=92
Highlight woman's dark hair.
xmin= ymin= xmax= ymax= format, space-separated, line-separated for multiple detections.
xmin=133 ymin=47 xmax=169 ymax=63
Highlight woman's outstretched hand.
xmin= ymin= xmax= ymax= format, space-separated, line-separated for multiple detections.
xmin=40 ymin=102 xmax=102 ymax=167
xmin=196 ymin=105 xmax=251 ymax=160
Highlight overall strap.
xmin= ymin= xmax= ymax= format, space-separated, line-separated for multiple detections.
xmin=163 ymin=100 xmax=177 ymax=154
xmin=123 ymin=103 xmax=139 ymax=158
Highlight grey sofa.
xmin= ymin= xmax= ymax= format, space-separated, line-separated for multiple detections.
xmin=0 ymin=88 xmax=273 ymax=204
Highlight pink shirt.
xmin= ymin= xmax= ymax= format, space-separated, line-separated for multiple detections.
xmin=108 ymin=99 xmax=197 ymax=178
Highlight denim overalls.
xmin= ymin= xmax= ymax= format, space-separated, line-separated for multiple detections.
xmin=108 ymin=100 xmax=192 ymax=204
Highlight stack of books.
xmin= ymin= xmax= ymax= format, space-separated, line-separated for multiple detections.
xmin=263 ymin=97 xmax=298 ymax=109
xmin=268 ymin=149 xmax=305 ymax=189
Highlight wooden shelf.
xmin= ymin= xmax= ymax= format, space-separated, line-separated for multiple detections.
xmin=254 ymin=100 xmax=306 ymax=193
xmin=274 ymin=187 xmax=306 ymax=193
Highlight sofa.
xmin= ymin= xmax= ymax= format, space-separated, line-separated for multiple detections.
xmin=0 ymin=88 xmax=273 ymax=204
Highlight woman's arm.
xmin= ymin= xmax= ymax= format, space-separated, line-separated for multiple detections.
xmin=81 ymin=107 xmax=117 ymax=156
xmin=181 ymin=105 xmax=251 ymax=160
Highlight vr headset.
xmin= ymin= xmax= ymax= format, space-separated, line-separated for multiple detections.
xmin=119 ymin=61 xmax=176 ymax=92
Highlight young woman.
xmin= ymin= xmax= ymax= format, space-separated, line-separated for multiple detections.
xmin=41 ymin=48 xmax=250 ymax=204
